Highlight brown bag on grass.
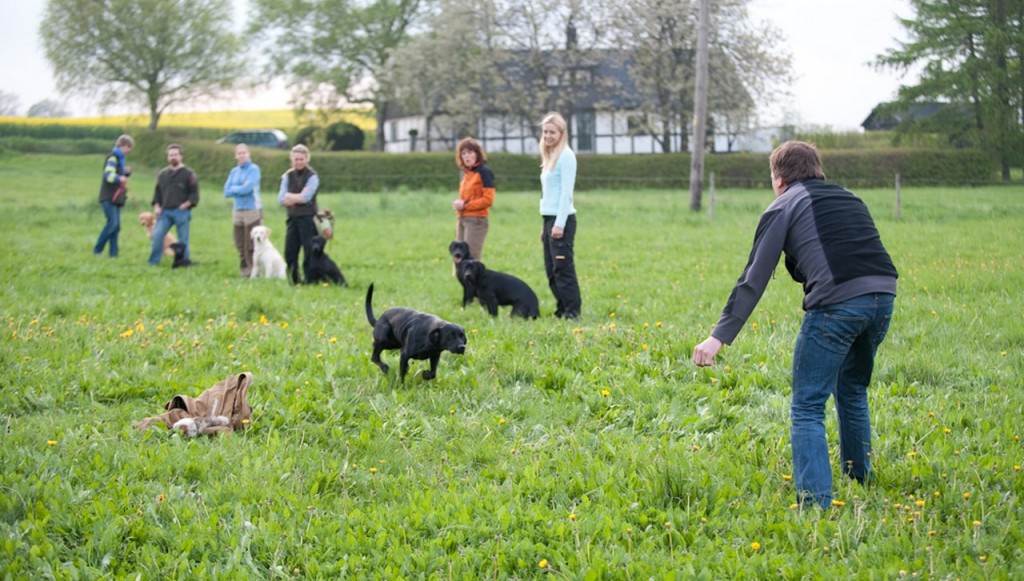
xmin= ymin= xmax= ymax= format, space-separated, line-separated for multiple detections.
xmin=135 ymin=372 xmax=254 ymax=436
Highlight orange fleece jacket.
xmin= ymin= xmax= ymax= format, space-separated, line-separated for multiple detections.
xmin=458 ymin=163 xmax=496 ymax=218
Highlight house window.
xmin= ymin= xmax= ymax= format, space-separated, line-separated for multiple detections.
xmin=577 ymin=111 xmax=595 ymax=152
xmin=573 ymin=69 xmax=592 ymax=86
xmin=389 ymin=121 xmax=398 ymax=143
xmin=546 ymin=72 xmax=560 ymax=87
xmin=627 ymin=114 xmax=649 ymax=136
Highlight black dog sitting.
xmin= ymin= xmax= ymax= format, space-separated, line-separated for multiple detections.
xmin=306 ymin=236 xmax=347 ymax=286
xmin=460 ymin=260 xmax=540 ymax=319
xmin=365 ymin=283 xmax=467 ymax=381
xmin=448 ymin=240 xmax=475 ymax=308
xmin=169 ymin=242 xmax=194 ymax=268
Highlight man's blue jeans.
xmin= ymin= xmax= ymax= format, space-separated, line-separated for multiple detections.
xmin=791 ymin=292 xmax=894 ymax=508
xmin=93 ymin=200 xmax=121 ymax=257
xmin=149 ymin=208 xmax=191 ymax=265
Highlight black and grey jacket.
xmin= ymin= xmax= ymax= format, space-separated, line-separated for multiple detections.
xmin=712 ymin=178 xmax=898 ymax=345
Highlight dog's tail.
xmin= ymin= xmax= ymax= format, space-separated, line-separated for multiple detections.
xmin=365 ymin=283 xmax=377 ymax=327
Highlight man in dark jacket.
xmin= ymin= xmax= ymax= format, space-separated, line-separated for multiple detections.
xmin=693 ymin=141 xmax=898 ymax=509
xmin=93 ymin=134 xmax=134 ymax=257
xmin=149 ymin=144 xmax=200 ymax=266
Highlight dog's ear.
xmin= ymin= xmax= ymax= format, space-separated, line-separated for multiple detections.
xmin=429 ymin=328 xmax=441 ymax=345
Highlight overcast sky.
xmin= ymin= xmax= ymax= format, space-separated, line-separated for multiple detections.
xmin=0 ymin=0 xmax=914 ymax=130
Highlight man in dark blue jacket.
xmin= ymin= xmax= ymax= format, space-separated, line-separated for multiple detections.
xmin=693 ymin=140 xmax=898 ymax=509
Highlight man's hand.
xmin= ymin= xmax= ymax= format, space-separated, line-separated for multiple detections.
xmin=179 ymin=201 xmax=192 ymax=210
xmin=692 ymin=336 xmax=723 ymax=367
xmin=551 ymin=225 xmax=564 ymax=239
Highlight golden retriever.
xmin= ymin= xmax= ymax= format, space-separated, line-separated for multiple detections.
xmin=138 ymin=212 xmax=177 ymax=257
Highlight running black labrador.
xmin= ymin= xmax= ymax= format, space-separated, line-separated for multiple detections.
xmin=448 ymin=240 xmax=475 ymax=308
xmin=306 ymin=236 xmax=347 ymax=286
xmin=365 ymin=283 xmax=467 ymax=381
xmin=460 ymin=260 xmax=540 ymax=319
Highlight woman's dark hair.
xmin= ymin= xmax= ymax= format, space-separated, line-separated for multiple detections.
xmin=455 ymin=137 xmax=487 ymax=171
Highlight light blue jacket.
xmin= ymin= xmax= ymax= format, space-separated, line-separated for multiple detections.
xmin=539 ymin=147 xmax=577 ymax=228
xmin=223 ymin=161 xmax=262 ymax=210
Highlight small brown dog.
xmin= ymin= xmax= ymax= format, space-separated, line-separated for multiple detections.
xmin=138 ymin=211 xmax=177 ymax=257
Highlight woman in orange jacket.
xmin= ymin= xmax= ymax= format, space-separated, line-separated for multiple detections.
xmin=452 ymin=137 xmax=495 ymax=261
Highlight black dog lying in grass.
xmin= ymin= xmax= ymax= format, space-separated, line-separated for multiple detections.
xmin=170 ymin=242 xmax=194 ymax=268
xmin=306 ymin=236 xmax=347 ymax=286
xmin=365 ymin=283 xmax=467 ymax=381
xmin=448 ymin=240 xmax=475 ymax=307
xmin=460 ymin=260 xmax=539 ymax=319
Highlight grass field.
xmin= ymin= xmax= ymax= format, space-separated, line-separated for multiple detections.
xmin=1 ymin=152 xmax=1022 ymax=578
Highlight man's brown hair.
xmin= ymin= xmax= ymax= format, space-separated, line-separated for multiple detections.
xmin=769 ymin=140 xmax=825 ymax=184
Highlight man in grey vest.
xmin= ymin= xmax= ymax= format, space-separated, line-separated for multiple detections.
xmin=278 ymin=144 xmax=319 ymax=284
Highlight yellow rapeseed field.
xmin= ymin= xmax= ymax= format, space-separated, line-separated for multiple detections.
xmin=3 ymin=108 xmax=376 ymax=132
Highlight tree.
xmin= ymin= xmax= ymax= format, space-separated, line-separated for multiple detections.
xmin=0 ymin=91 xmax=20 ymax=116
xmin=876 ymin=0 xmax=1024 ymax=180
xmin=249 ymin=0 xmax=434 ymax=151
xmin=39 ymin=0 xmax=245 ymax=129
xmin=606 ymin=0 xmax=790 ymax=153
xmin=27 ymin=99 xmax=69 ymax=118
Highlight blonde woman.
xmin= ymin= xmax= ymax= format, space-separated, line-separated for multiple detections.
xmin=538 ymin=112 xmax=581 ymax=319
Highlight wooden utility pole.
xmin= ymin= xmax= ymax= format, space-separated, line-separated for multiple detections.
xmin=688 ymin=0 xmax=710 ymax=211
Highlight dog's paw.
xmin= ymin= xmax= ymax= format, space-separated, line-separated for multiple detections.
xmin=421 ymin=370 xmax=436 ymax=380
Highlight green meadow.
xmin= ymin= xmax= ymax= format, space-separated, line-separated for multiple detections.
xmin=1 ymin=152 xmax=1022 ymax=578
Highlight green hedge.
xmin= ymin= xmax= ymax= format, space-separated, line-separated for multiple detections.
xmin=91 ymin=130 xmax=1011 ymax=193
xmin=0 ymin=122 xmax=125 ymax=141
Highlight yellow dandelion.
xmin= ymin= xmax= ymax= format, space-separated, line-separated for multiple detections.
xmin=497 ymin=417 xmax=506 ymax=425
xmin=609 ymin=323 xmax=616 ymax=331
xmin=538 ymin=559 xmax=549 ymax=569
xmin=572 ymin=327 xmax=583 ymax=334
xmin=752 ymin=322 xmax=758 ymax=330
xmin=906 ymin=450 xmax=917 ymax=457
xmin=963 ymin=492 xmax=971 ymax=500
xmin=120 ymin=329 xmax=134 ymax=338
xmin=1013 ymin=465 xmax=1020 ymax=471
xmin=664 ymin=521 xmax=672 ymax=529
xmin=691 ymin=445 xmax=701 ymax=451
xmin=930 ymin=310 xmax=937 ymax=316
xmin=227 ymin=344 xmax=234 ymax=351
xmin=655 ymin=321 xmax=662 ymax=327
xmin=710 ymin=378 xmax=718 ymax=384
xmin=569 ymin=512 xmax=577 ymax=521
xmin=157 ymin=494 xmax=166 ymax=503
xmin=46 ymin=440 xmax=57 ymax=447
xmin=928 ymin=530 xmax=936 ymax=536
xmin=369 ymin=467 xmax=378 ymax=475
xmin=789 ymin=503 xmax=799 ymax=510
xmin=916 ymin=500 xmax=925 ymax=507
xmin=934 ymin=491 xmax=941 ymax=498
xmin=831 ymin=500 xmax=845 ymax=507
xmin=643 ymin=322 xmax=650 ymax=328
xmin=259 ymin=315 xmax=268 ymax=326
xmin=330 ymin=337 xmax=337 ymax=343
xmin=750 ymin=541 xmax=761 ymax=551
xmin=509 ymin=448 xmax=517 ymax=455
xmin=928 ymin=411 xmax=935 ymax=418
xmin=449 ymin=408 xmax=456 ymax=415
xmin=1000 ymin=351 xmax=1007 ymax=357
xmin=782 ymin=474 xmax=792 ymax=481
xmin=316 ymin=353 xmax=323 ymax=359
xmin=609 ymin=312 xmax=616 ymax=318
xmin=136 ymin=323 xmax=145 ymax=332
xmin=972 ymin=520 xmax=981 ymax=527
xmin=280 ymin=322 xmax=289 ymax=329
xmin=600 ymin=389 xmax=610 ymax=397
xmin=241 ymin=419 xmax=250 ymax=425
xmin=943 ymin=427 xmax=951 ymax=434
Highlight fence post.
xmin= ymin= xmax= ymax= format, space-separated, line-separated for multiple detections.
xmin=709 ymin=172 xmax=715 ymax=220
xmin=895 ymin=173 xmax=901 ymax=219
